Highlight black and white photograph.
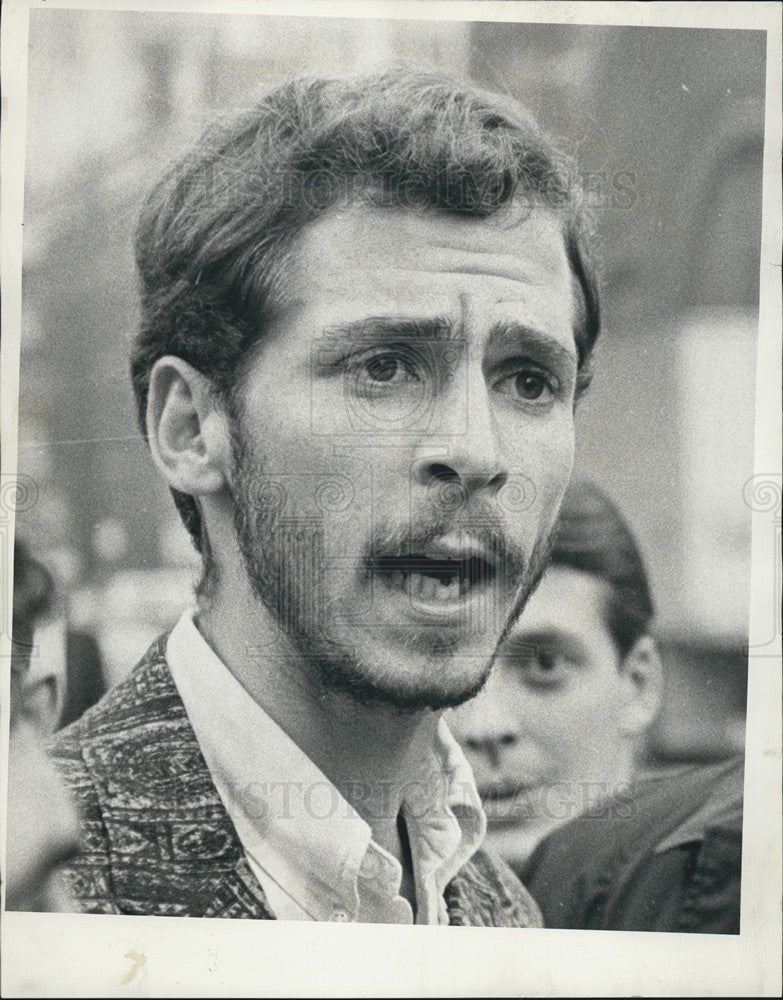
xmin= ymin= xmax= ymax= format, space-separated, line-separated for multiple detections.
xmin=1 ymin=1 xmax=780 ymax=996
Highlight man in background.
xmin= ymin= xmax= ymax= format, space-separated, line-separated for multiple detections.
xmin=452 ymin=480 xmax=743 ymax=933
xmin=4 ymin=540 xmax=81 ymax=912
xmin=23 ymin=586 xmax=107 ymax=733
xmin=451 ymin=479 xmax=663 ymax=870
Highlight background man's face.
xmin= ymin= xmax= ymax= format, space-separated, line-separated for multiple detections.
xmin=228 ymin=203 xmax=577 ymax=710
xmin=5 ymin=678 xmax=80 ymax=912
xmin=450 ymin=565 xmax=637 ymax=867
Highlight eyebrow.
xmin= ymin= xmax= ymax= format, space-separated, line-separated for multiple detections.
xmin=487 ymin=320 xmax=578 ymax=371
xmin=320 ymin=316 xmax=457 ymax=343
xmin=502 ymin=628 xmax=583 ymax=657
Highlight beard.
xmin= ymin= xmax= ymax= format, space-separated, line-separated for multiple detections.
xmin=227 ymin=416 xmax=557 ymax=713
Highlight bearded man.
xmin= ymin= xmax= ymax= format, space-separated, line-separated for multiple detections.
xmin=49 ymin=69 xmax=599 ymax=924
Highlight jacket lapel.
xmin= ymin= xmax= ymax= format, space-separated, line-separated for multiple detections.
xmin=83 ymin=637 xmax=274 ymax=919
xmin=444 ymin=850 xmax=543 ymax=927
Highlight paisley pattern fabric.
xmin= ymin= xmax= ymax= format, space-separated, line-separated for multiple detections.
xmin=49 ymin=636 xmax=542 ymax=927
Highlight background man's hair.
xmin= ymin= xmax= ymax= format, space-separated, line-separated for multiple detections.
xmin=131 ymin=68 xmax=601 ymax=557
xmin=550 ymin=480 xmax=654 ymax=657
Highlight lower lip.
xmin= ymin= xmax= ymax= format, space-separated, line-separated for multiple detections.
xmin=373 ymin=572 xmax=496 ymax=625
xmin=480 ymin=787 xmax=544 ymax=825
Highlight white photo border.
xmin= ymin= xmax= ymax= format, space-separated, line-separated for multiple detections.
xmin=1 ymin=2 xmax=780 ymax=996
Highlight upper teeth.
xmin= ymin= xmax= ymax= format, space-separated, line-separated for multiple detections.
xmin=389 ymin=570 xmax=464 ymax=603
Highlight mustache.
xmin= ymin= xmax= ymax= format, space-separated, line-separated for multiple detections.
xmin=364 ymin=508 xmax=528 ymax=581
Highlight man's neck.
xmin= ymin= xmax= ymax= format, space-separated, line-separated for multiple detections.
xmin=196 ymin=582 xmax=443 ymax=865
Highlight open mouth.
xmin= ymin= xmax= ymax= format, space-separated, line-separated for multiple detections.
xmin=370 ymin=553 xmax=496 ymax=604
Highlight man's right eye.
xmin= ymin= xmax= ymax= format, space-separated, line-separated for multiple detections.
xmin=348 ymin=348 xmax=424 ymax=393
xmin=363 ymin=353 xmax=418 ymax=384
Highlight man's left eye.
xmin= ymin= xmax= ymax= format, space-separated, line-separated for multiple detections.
xmin=495 ymin=368 xmax=556 ymax=403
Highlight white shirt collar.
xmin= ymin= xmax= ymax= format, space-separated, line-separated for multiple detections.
xmin=166 ymin=609 xmax=486 ymax=923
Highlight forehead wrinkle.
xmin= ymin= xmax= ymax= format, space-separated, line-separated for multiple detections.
xmin=458 ymin=292 xmax=470 ymax=341
xmin=275 ymin=206 xmax=579 ymax=354
xmin=284 ymin=201 xmax=571 ymax=279
xmin=374 ymin=249 xmax=566 ymax=285
xmin=301 ymin=220 xmax=568 ymax=282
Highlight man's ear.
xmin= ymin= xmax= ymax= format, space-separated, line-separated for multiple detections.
xmin=146 ymin=356 xmax=231 ymax=496
xmin=21 ymin=674 xmax=60 ymax=736
xmin=618 ymin=634 xmax=663 ymax=738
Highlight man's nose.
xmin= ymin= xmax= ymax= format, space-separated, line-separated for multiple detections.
xmin=412 ymin=372 xmax=508 ymax=499
xmin=452 ymin=679 xmax=521 ymax=770
xmin=462 ymin=728 xmax=519 ymax=770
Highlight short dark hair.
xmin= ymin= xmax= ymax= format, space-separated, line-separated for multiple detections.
xmin=550 ymin=480 xmax=654 ymax=657
xmin=131 ymin=69 xmax=601 ymax=555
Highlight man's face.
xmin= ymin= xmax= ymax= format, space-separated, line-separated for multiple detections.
xmin=227 ymin=203 xmax=577 ymax=710
xmin=5 ymin=673 xmax=81 ymax=911
xmin=450 ymin=566 xmax=637 ymax=868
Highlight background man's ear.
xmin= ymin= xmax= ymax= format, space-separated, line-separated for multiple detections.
xmin=146 ymin=356 xmax=231 ymax=496
xmin=618 ymin=634 xmax=664 ymax=738
xmin=20 ymin=674 xmax=61 ymax=736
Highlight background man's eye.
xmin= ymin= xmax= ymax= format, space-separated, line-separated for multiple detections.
xmin=536 ymin=651 xmax=558 ymax=671
xmin=514 ymin=648 xmax=571 ymax=687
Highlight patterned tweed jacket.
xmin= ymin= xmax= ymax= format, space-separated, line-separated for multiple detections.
xmin=49 ymin=636 xmax=542 ymax=926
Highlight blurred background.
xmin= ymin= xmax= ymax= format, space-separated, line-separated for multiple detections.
xmin=16 ymin=10 xmax=765 ymax=757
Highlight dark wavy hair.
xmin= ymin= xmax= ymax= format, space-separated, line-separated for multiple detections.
xmin=550 ymin=481 xmax=654 ymax=657
xmin=131 ymin=69 xmax=601 ymax=556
